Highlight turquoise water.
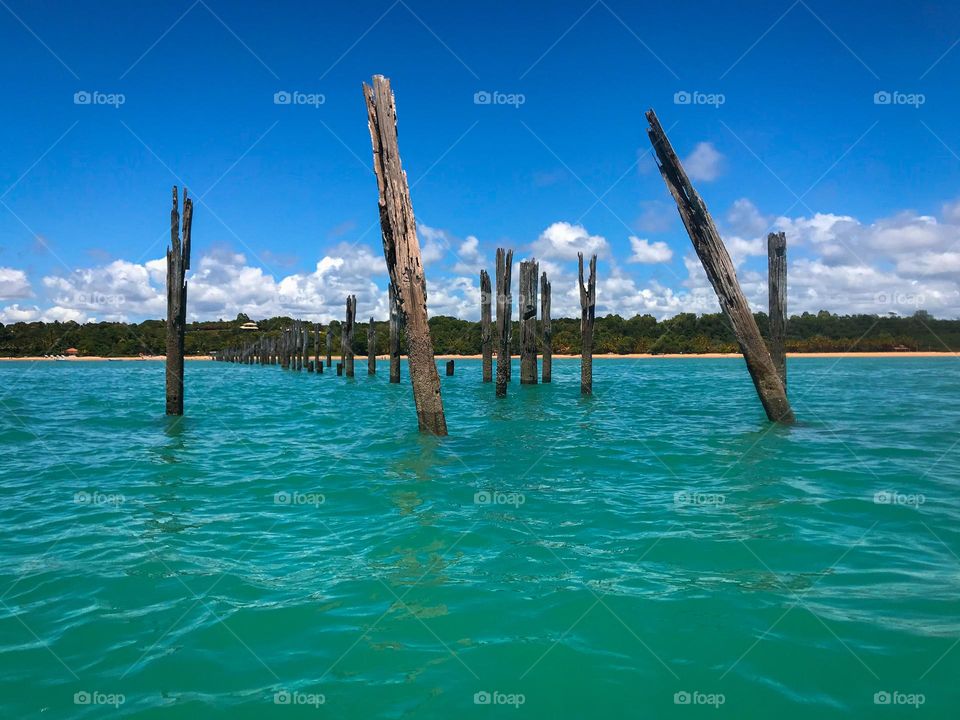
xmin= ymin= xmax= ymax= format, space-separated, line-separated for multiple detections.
xmin=0 ymin=357 xmax=958 ymax=718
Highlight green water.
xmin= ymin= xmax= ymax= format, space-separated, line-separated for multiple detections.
xmin=0 ymin=358 xmax=957 ymax=718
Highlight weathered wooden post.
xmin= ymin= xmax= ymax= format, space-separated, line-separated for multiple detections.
xmin=367 ymin=317 xmax=377 ymax=375
xmin=166 ymin=186 xmax=192 ymax=416
xmin=646 ymin=109 xmax=794 ymax=423
xmin=541 ymin=271 xmax=552 ymax=384
xmin=519 ymin=258 xmax=538 ymax=384
xmin=337 ymin=363 xmax=343 ymax=376
xmin=495 ymin=247 xmax=513 ymax=398
xmin=343 ymin=296 xmax=356 ymax=377
xmin=446 ymin=360 xmax=454 ymax=376
xmin=768 ymin=231 xmax=787 ymax=389
xmin=314 ymin=325 xmax=322 ymax=374
xmin=326 ymin=325 xmax=333 ymax=368
xmin=389 ymin=282 xmax=401 ymax=384
xmin=578 ymin=253 xmax=596 ymax=396
xmin=364 ymin=74 xmax=447 ymax=435
xmin=480 ymin=269 xmax=492 ymax=383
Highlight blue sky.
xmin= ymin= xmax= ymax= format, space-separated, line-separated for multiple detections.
xmin=2 ymin=0 xmax=960 ymax=323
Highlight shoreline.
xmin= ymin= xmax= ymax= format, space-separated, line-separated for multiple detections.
xmin=0 ymin=351 xmax=955 ymax=362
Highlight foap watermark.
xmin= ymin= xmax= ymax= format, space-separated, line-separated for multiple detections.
xmin=674 ymin=690 xmax=725 ymax=708
xmin=74 ymin=90 xmax=125 ymax=108
xmin=74 ymin=490 xmax=125 ymax=508
xmin=473 ymin=690 xmax=525 ymax=708
xmin=274 ymin=689 xmax=325 ymax=707
xmin=274 ymin=490 xmax=325 ymax=508
xmin=875 ymin=291 xmax=925 ymax=309
xmin=874 ymin=490 xmax=925 ymax=509
xmin=673 ymin=90 xmax=725 ymax=108
xmin=474 ymin=490 xmax=525 ymax=507
xmin=874 ymin=91 xmax=925 ymax=108
xmin=473 ymin=90 xmax=525 ymax=108
xmin=274 ymin=90 xmax=325 ymax=108
xmin=74 ymin=292 xmax=125 ymax=308
xmin=74 ymin=690 xmax=125 ymax=708
xmin=874 ymin=690 xmax=925 ymax=708
xmin=674 ymin=490 xmax=725 ymax=508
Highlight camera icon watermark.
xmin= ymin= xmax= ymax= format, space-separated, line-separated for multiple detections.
xmin=74 ymin=90 xmax=125 ymax=108
xmin=673 ymin=90 xmax=725 ymax=108
xmin=474 ymin=490 xmax=525 ymax=507
xmin=473 ymin=90 xmax=525 ymax=108
xmin=673 ymin=490 xmax=725 ymax=508
xmin=873 ymin=490 xmax=925 ymax=509
xmin=274 ymin=689 xmax=325 ymax=707
xmin=473 ymin=690 xmax=525 ymax=707
xmin=74 ymin=490 xmax=125 ymax=508
xmin=74 ymin=292 xmax=125 ymax=308
xmin=873 ymin=90 xmax=925 ymax=108
xmin=274 ymin=490 xmax=325 ymax=507
xmin=673 ymin=690 xmax=725 ymax=707
xmin=273 ymin=90 xmax=325 ymax=108
xmin=873 ymin=690 xmax=925 ymax=707
xmin=74 ymin=690 xmax=125 ymax=708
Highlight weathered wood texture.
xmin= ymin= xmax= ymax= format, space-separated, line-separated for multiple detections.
xmin=519 ymin=258 xmax=539 ymax=384
xmin=364 ymin=74 xmax=447 ymax=435
xmin=646 ymin=109 xmax=794 ymax=423
xmin=480 ymin=269 xmax=492 ymax=383
xmin=540 ymin=271 xmax=552 ymax=384
xmin=314 ymin=326 xmax=322 ymax=374
xmin=446 ymin=359 xmax=454 ymax=376
xmin=768 ymin=231 xmax=787 ymax=388
xmin=389 ymin=282 xmax=401 ymax=383
xmin=343 ymin=296 xmax=356 ymax=377
xmin=368 ymin=317 xmax=377 ymax=375
xmin=578 ymin=253 xmax=596 ymax=396
xmin=326 ymin=325 xmax=333 ymax=367
xmin=166 ymin=186 xmax=192 ymax=416
xmin=495 ymin=247 xmax=513 ymax=397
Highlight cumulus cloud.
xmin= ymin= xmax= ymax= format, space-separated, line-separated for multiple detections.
xmin=628 ymin=236 xmax=673 ymax=263
xmin=532 ymin=221 xmax=609 ymax=260
xmin=683 ymin=142 xmax=724 ymax=181
xmin=0 ymin=267 xmax=32 ymax=300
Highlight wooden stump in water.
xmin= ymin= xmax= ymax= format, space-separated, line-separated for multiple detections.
xmin=364 ymin=74 xmax=447 ymax=435
xmin=578 ymin=253 xmax=596 ymax=396
xmin=389 ymin=282 xmax=401 ymax=384
xmin=519 ymin=258 xmax=538 ymax=384
xmin=337 ymin=363 xmax=343 ymax=376
xmin=646 ymin=109 xmax=794 ymax=423
xmin=446 ymin=359 xmax=454 ymax=376
xmin=368 ymin=317 xmax=377 ymax=375
xmin=326 ymin=325 xmax=333 ymax=368
xmin=541 ymin=271 xmax=552 ymax=383
xmin=314 ymin=325 xmax=322 ymax=374
xmin=768 ymin=232 xmax=787 ymax=389
xmin=480 ymin=269 xmax=492 ymax=383
xmin=495 ymin=248 xmax=513 ymax=398
xmin=165 ymin=186 xmax=192 ymax=416
xmin=343 ymin=296 xmax=356 ymax=377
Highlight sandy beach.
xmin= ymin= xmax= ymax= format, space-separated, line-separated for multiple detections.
xmin=2 ymin=351 xmax=955 ymax=362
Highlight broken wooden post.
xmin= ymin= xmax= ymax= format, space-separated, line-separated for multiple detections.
xmin=326 ymin=324 xmax=333 ymax=368
xmin=541 ymin=271 xmax=552 ymax=384
xmin=646 ymin=109 xmax=794 ymax=423
xmin=578 ymin=253 xmax=596 ymax=396
xmin=364 ymin=74 xmax=447 ymax=435
xmin=166 ymin=186 xmax=192 ymax=416
xmin=480 ymin=269 xmax=492 ymax=383
xmin=495 ymin=247 xmax=513 ymax=398
xmin=343 ymin=296 xmax=356 ymax=377
xmin=302 ymin=322 xmax=310 ymax=372
xmin=313 ymin=325 xmax=321 ymax=374
xmin=519 ymin=258 xmax=538 ymax=384
xmin=768 ymin=231 xmax=787 ymax=389
xmin=446 ymin=359 xmax=454 ymax=376
xmin=389 ymin=282 xmax=401 ymax=384
xmin=367 ymin=317 xmax=377 ymax=375
xmin=337 ymin=362 xmax=343 ymax=376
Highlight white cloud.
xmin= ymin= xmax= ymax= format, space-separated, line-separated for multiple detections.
xmin=628 ymin=236 xmax=673 ymax=263
xmin=0 ymin=303 xmax=41 ymax=323
xmin=532 ymin=221 xmax=609 ymax=260
xmin=0 ymin=267 xmax=32 ymax=300
xmin=683 ymin=142 xmax=724 ymax=181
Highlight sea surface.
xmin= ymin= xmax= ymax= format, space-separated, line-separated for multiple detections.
xmin=0 ymin=357 xmax=958 ymax=718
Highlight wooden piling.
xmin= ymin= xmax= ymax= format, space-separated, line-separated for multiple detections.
xmin=389 ymin=282 xmax=401 ymax=384
xmin=364 ymin=74 xmax=447 ymax=435
xmin=314 ymin=325 xmax=321 ymax=374
xmin=480 ymin=269 xmax=492 ymax=383
xmin=446 ymin=360 xmax=454 ymax=376
xmin=768 ymin=231 xmax=787 ymax=388
xmin=519 ymin=259 xmax=538 ymax=384
xmin=578 ymin=253 xmax=596 ymax=396
xmin=541 ymin=271 xmax=552 ymax=384
xmin=337 ymin=363 xmax=343 ymax=376
xmin=326 ymin=324 xmax=333 ymax=368
xmin=343 ymin=296 xmax=356 ymax=377
xmin=646 ymin=109 xmax=794 ymax=423
xmin=368 ymin=317 xmax=377 ymax=375
xmin=165 ymin=186 xmax=192 ymax=416
xmin=495 ymin=247 xmax=513 ymax=398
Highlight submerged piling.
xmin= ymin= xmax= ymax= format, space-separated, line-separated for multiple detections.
xmin=165 ymin=186 xmax=192 ymax=416
xmin=495 ymin=248 xmax=513 ymax=398
xmin=343 ymin=296 xmax=356 ymax=378
xmin=578 ymin=253 xmax=596 ymax=396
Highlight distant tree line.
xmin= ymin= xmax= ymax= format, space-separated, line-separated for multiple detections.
xmin=0 ymin=310 xmax=954 ymax=357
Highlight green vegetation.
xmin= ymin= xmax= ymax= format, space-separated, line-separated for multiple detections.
xmin=0 ymin=310 xmax=955 ymax=357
